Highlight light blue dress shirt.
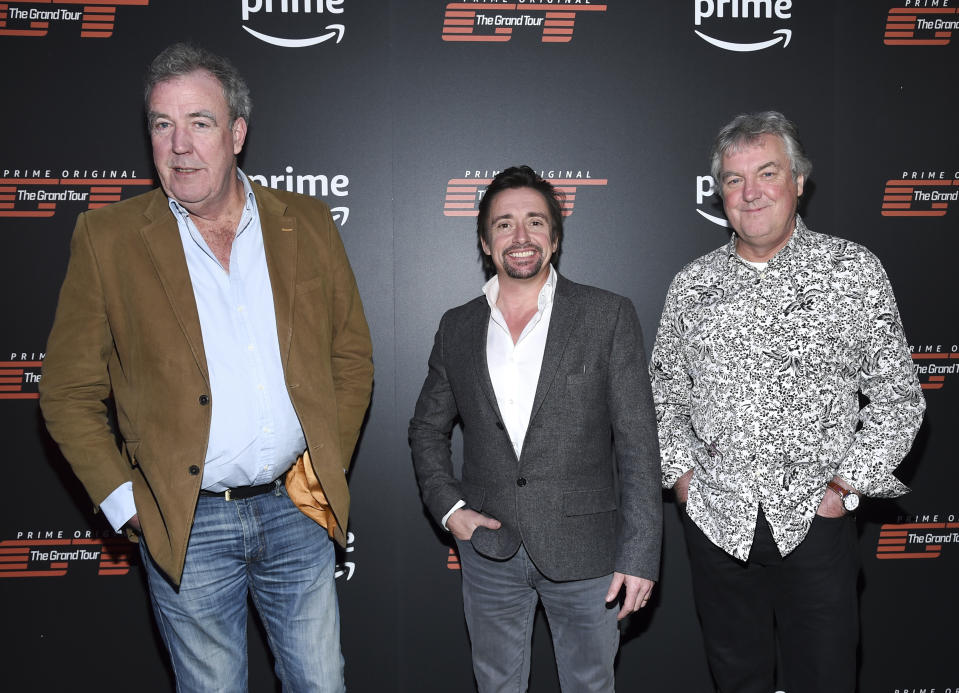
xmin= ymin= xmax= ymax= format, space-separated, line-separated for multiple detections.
xmin=99 ymin=172 xmax=305 ymax=530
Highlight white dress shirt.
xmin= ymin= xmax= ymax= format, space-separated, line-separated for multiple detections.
xmin=442 ymin=266 xmax=557 ymax=528
xmin=99 ymin=172 xmax=305 ymax=530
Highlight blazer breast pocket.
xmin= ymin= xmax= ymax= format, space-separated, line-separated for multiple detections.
xmin=565 ymin=372 xmax=604 ymax=419
xmin=565 ymin=371 xmax=603 ymax=395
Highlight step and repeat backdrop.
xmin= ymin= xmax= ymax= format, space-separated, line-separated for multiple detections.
xmin=1 ymin=1 xmax=955 ymax=691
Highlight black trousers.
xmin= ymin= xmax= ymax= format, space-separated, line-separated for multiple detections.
xmin=683 ymin=507 xmax=859 ymax=693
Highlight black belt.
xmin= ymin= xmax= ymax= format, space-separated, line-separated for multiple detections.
xmin=199 ymin=479 xmax=280 ymax=501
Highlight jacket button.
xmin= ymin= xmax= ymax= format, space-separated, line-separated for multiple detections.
xmin=188 ymin=465 xmax=200 ymax=475
xmin=516 ymin=477 xmax=527 ymax=487
xmin=495 ymin=421 xmax=504 ymax=430
xmin=199 ymin=395 xmax=210 ymax=405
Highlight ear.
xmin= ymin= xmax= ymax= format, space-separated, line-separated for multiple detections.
xmin=232 ymin=117 xmax=248 ymax=155
xmin=795 ymin=174 xmax=805 ymax=197
xmin=480 ymin=232 xmax=492 ymax=256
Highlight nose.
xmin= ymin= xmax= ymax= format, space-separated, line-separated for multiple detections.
xmin=170 ymin=126 xmax=192 ymax=155
xmin=742 ymin=175 xmax=761 ymax=202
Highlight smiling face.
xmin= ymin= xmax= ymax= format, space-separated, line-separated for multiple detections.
xmin=481 ymin=186 xmax=558 ymax=284
xmin=148 ymin=69 xmax=247 ymax=218
xmin=720 ymin=133 xmax=804 ymax=262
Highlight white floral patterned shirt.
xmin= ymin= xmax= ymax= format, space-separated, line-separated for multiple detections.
xmin=649 ymin=217 xmax=925 ymax=559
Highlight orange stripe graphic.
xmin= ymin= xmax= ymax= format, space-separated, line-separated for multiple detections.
xmin=446 ymin=548 xmax=461 ymax=570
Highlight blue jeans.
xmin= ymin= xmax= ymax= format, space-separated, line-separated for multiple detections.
xmin=140 ymin=482 xmax=345 ymax=693
xmin=455 ymin=540 xmax=619 ymax=693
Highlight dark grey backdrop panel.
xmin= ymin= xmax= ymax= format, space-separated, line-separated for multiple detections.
xmin=833 ymin=5 xmax=959 ymax=690
xmin=1 ymin=1 xmax=955 ymax=691
xmin=1 ymin=6 xmax=176 ymax=691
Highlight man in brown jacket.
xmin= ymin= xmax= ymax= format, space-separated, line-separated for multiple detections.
xmin=39 ymin=43 xmax=372 ymax=692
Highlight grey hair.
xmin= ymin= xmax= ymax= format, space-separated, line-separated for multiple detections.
xmin=144 ymin=43 xmax=252 ymax=126
xmin=709 ymin=111 xmax=812 ymax=195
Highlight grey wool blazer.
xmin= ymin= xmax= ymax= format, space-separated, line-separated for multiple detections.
xmin=409 ymin=274 xmax=662 ymax=582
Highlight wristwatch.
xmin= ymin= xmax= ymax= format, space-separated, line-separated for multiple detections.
xmin=827 ymin=480 xmax=860 ymax=512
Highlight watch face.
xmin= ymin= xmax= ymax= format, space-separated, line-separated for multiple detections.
xmin=843 ymin=493 xmax=860 ymax=511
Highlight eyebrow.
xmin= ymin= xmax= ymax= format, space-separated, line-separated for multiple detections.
xmin=147 ymin=110 xmax=218 ymax=127
xmin=721 ymin=160 xmax=780 ymax=180
xmin=491 ymin=211 xmax=548 ymax=226
xmin=188 ymin=110 xmax=218 ymax=123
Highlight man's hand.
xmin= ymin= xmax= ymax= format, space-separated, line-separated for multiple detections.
xmin=817 ymin=478 xmax=855 ymax=518
xmin=674 ymin=469 xmax=694 ymax=504
xmin=447 ymin=508 xmax=501 ymax=541
xmin=124 ymin=514 xmax=142 ymax=535
xmin=606 ymin=572 xmax=655 ymax=620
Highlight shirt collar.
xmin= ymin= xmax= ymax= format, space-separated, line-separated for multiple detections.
xmin=166 ymin=168 xmax=256 ymax=223
xmin=726 ymin=214 xmax=808 ymax=265
xmin=482 ymin=264 xmax=558 ymax=313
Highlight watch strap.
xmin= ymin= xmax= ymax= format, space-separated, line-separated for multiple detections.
xmin=827 ymin=480 xmax=859 ymax=511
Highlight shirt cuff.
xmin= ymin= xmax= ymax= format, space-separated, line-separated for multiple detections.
xmin=441 ymin=499 xmax=466 ymax=531
xmin=99 ymin=482 xmax=137 ymax=532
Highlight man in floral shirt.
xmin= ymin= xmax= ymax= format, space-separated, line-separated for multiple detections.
xmin=649 ymin=111 xmax=924 ymax=693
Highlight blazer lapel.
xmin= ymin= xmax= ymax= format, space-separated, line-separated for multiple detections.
xmin=137 ymin=189 xmax=209 ymax=383
xmin=528 ymin=275 xmax=578 ymax=425
xmin=254 ymin=184 xmax=297 ymax=367
xmin=468 ymin=299 xmax=506 ymax=427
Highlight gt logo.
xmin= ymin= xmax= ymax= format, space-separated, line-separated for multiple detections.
xmin=444 ymin=177 xmax=608 ymax=217
xmin=884 ymin=6 xmax=958 ymax=46
xmin=441 ymin=2 xmax=607 ymax=43
xmin=882 ymin=180 xmax=957 ymax=217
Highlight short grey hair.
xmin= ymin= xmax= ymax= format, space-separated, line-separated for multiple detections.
xmin=710 ymin=111 xmax=812 ymax=195
xmin=144 ymin=43 xmax=252 ymax=126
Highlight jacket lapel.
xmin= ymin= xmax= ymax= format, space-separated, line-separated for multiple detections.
xmin=528 ymin=274 xmax=578 ymax=425
xmin=254 ymin=183 xmax=297 ymax=367
xmin=137 ymin=188 xmax=209 ymax=383
xmin=469 ymin=298 xmax=505 ymax=427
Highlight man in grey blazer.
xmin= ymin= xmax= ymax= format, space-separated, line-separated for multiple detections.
xmin=409 ymin=166 xmax=662 ymax=692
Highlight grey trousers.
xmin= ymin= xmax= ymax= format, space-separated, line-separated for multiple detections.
xmin=455 ymin=539 xmax=619 ymax=693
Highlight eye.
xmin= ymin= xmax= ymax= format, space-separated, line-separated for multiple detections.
xmin=724 ymin=177 xmax=742 ymax=187
xmin=152 ymin=121 xmax=171 ymax=133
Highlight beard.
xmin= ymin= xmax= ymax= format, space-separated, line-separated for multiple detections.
xmin=501 ymin=243 xmax=545 ymax=279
